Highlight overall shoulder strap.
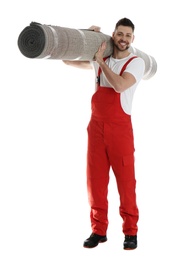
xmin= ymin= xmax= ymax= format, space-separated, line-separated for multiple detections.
xmin=120 ymin=56 xmax=138 ymax=75
xmin=96 ymin=56 xmax=110 ymax=85
xmin=97 ymin=56 xmax=110 ymax=77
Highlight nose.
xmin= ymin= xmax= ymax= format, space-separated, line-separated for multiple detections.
xmin=121 ymin=35 xmax=126 ymax=41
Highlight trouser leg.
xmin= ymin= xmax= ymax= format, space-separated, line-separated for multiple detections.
xmin=114 ymin=156 xmax=139 ymax=235
xmin=107 ymin=123 xmax=139 ymax=236
xmin=87 ymin=119 xmax=110 ymax=236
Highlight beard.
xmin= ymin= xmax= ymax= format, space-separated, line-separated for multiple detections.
xmin=114 ymin=42 xmax=130 ymax=51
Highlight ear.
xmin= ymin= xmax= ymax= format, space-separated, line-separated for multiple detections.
xmin=132 ymin=34 xmax=135 ymax=43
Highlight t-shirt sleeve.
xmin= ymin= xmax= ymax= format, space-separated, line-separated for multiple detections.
xmin=125 ymin=57 xmax=145 ymax=83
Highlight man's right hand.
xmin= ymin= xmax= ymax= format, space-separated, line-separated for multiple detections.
xmin=88 ymin=25 xmax=101 ymax=32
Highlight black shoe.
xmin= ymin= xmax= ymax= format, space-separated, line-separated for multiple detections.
xmin=83 ymin=233 xmax=107 ymax=248
xmin=123 ymin=235 xmax=137 ymax=250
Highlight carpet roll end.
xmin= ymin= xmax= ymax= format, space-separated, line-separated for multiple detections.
xmin=17 ymin=22 xmax=46 ymax=58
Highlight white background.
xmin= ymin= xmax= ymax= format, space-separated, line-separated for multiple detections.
xmin=0 ymin=0 xmax=172 ymax=259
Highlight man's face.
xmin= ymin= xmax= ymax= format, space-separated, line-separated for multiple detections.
xmin=112 ymin=25 xmax=134 ymax=51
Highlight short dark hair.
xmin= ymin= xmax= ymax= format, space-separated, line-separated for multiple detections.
xmin=115 ymin=18 xmax=135 ymax=32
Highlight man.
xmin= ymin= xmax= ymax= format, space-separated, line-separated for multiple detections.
xmin=63 ymin=18 xmax=145 ymax=250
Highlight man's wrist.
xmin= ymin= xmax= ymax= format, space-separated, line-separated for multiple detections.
xmin=98 ymin=60 xmax=105 ymax=66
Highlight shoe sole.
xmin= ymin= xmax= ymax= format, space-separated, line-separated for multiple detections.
xmin=124 ymin=246 xmax=137 ymax=250
xmin=83 ymin=238 xmax=107 ymax=248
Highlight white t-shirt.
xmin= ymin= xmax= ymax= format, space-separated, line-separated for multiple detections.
xmin=92 ymin=53 xmax=145 ymax=115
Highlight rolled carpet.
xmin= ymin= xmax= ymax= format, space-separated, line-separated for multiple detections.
xmin=17 ymin=22 xmax=157 ymax=80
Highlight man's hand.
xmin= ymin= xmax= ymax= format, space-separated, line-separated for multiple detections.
xmin=88 ymin=25 xmax=101 ymax=32
xmin=94 ymin=41 xmax=107 ymax=65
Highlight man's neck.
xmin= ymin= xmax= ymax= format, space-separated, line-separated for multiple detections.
xmin=112 ymin=50 xmax=130 ymax=60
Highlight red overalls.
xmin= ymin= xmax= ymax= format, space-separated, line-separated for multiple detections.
xmin=86 ymin=57 xmax=139 ymax=236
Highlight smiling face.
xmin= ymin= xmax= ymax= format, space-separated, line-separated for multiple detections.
xmin=112 ymin=25 xmax=134 ymax=52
